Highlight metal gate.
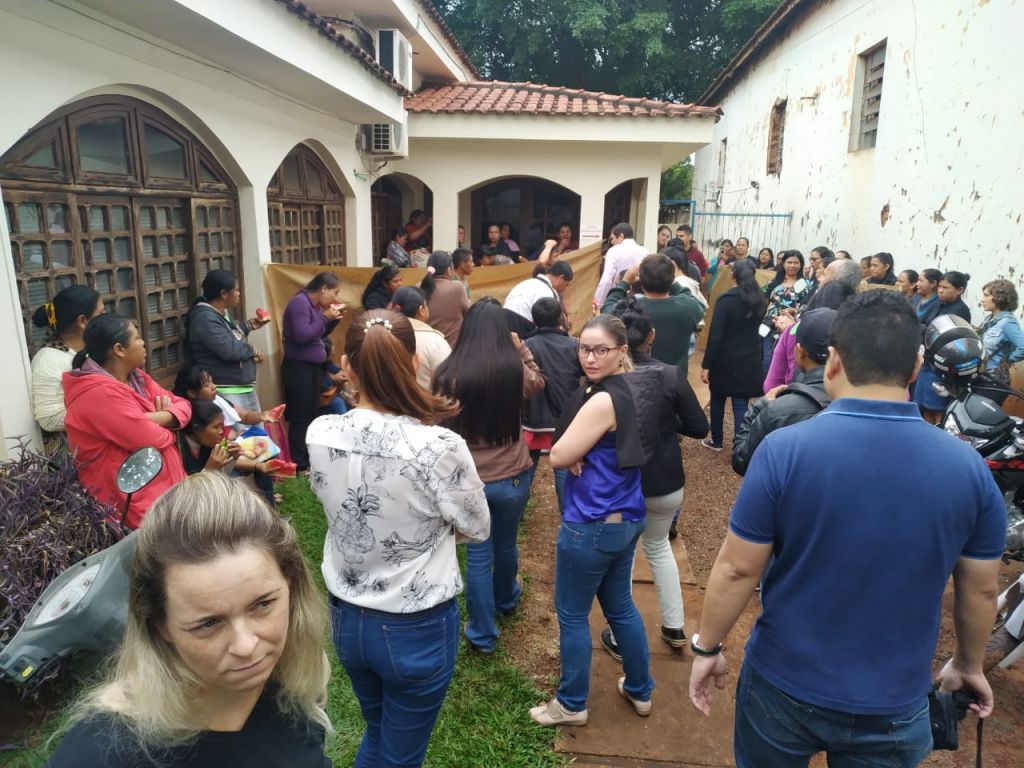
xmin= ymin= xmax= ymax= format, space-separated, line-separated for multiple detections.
xmin=690 ymin=208 xmax=793 ymax=258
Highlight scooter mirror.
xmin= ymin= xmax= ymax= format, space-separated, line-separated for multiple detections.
xmin=116 ymin=447 xmax=163 ymax=495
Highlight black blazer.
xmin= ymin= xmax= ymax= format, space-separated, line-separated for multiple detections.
xmin=701 ymin=289 xmax=765 ymax=398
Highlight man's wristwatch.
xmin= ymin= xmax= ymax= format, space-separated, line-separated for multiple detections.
xmin=690 ymin=633 xmax=723 ymax=657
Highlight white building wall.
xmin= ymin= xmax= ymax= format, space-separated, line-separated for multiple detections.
xmin=692 ymin=0 xmax=1024 ymax=315
xmin=0 ymin=0 xmax=402 ymax=454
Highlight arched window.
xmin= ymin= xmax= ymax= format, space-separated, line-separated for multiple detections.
xmin=267 ymin=145 xmax=346 ymax=266
xmin=1 ymin=96 xmax=238 ymax=383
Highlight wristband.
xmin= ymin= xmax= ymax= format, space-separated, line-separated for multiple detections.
xmin=690 ymin=633 xmax=723 ymax=657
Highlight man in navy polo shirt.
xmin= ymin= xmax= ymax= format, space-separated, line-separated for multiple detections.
xmin=688 ymin=291 xmax=1005 ymax=767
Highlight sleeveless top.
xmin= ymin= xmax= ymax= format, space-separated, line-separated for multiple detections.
xmin=563 ymin=432 xmax=645 ymax=524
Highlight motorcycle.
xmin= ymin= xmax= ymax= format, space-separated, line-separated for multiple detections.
xmin=0 ymin=447 xmax=163 ymax=685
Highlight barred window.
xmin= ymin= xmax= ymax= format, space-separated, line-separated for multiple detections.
xmin=268 ymin=145 xmax=346 ymax=266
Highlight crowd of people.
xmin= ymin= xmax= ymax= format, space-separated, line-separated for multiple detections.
xmin=28 ymin=216 xmax=1024 ymax=767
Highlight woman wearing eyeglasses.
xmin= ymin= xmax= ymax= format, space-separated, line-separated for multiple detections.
xmin=530 ymin=314 xmax=656 ymax=727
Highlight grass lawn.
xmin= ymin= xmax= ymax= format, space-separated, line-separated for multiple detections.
xmin=1 ymin=478 xmax=562 ymax=768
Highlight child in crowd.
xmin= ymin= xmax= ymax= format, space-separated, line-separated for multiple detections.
xmin=318 ymin=337 xmax=349 ymax=416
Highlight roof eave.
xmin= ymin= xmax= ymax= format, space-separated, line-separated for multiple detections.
xmin=697 ymin=0 xmax=814 ymax=106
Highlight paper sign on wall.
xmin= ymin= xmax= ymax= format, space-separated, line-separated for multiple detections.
xmin=580 ymin=224 xmax=602 ymax=240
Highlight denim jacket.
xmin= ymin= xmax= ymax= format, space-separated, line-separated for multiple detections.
xmin=980 ymin=311 xmax=1024 ymax=370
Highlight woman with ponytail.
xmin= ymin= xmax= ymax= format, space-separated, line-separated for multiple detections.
xmin=306 ymin=310 xmax=489 ymax=767
xmin=30 ymin=285 xmax=102 ymax=452
xmin=63 ymin=315 xmax=190 ymax=528
xmin=421 ymin=250 xmax=469 ymax=347
xmin=389 ymin=285 xmax=451 ymax=389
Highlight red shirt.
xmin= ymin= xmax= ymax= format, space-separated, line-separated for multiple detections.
xmin=63 ymin=367 xmax=190 ymax=528
xmin=686 ymin=245 xmax=709 ymax=275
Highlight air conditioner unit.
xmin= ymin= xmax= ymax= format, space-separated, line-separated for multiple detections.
xmin=377 ymin=29 xmax=413 ymax=91
xmin=364 ymin=122 xmax=408 ymax=158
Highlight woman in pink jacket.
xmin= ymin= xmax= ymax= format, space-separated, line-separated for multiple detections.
xmin=63 ymin=314 xmax=190 ymax=528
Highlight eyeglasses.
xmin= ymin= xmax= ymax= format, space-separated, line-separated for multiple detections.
xmin=578 ymin=344 xmax=616 ymax=359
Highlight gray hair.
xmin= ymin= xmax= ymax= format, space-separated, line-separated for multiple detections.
xmin=825 ymin=258 xmax=863 ymax=290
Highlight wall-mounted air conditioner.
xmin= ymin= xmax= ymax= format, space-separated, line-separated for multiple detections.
xmin=377 ymin=29 xmax=413 ymax=91
xmin=364 ymin=122 xmax=408 ymax=158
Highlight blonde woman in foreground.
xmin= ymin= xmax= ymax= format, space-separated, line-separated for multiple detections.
xmin=46 ymin=472 xmax=332 ymax=767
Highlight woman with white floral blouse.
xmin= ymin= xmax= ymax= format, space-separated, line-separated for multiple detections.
xmin=306 ymin=309 xmax=489 ymax=768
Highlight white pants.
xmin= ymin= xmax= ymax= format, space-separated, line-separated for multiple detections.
xmin=639 ymin=487 xmax=685 ymax=630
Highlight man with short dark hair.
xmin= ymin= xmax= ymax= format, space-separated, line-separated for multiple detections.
xmin=732 ymin=308 xmax=834 ymax=476
xmin=595 ymin=222 xmax=646 ymax=305
xmin=523 ymin=297 xmax=583 ymax=512
xmin=689 ymin=290 xmax=1005 ymax=768
xmin=504 ymin=261 xmax=573 ymax=322
xmin=452 ymin=247 xmax=474 ymax=297
xmin=601 ymin=254 xmax=704 ymax=368
xmin=675 ymin=224 xmax=709 ymax=275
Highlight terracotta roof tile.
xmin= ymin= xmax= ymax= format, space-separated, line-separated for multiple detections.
xmin=406 ymin=81 xmax=721 ymax=120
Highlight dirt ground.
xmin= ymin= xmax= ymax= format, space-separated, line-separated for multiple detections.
xmin=505 ymin=404 xmax=1024 ymax=767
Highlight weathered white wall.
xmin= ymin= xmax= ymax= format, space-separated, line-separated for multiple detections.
xmin=692 ymin=0 xmax=1024 ymax=315
xmin=0 ymin=0 xmax=402 ymax=453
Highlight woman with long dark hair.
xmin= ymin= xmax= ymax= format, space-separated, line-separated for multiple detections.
xmin=307 ymin=310 xmax=489 ymax=767
xmin=281 ymin=271 xmax=343 ymax=471
xmin=186 ymin=269 xmax=268 ymax=415
xmin=361 ymin=265 xmax=403 ymax=310
xmin=755 ymin=247 xmax=775 ymax=272
xmin=433 ymin=300 xmax=545 ymax=653
xmin=531 ymin=314 xmax=654 ymax=727
xmin=30 ymin=285 xmax=102 ymax=453
xmin=63 ymin=314 xmax=190 ymax=528
xmin=762 ymin=250 xmax=812 ymax=370
xmin=700 ymin=259 xmax=767 ymax=450
xmin=421 ymin=250 xmax=470 ymax=347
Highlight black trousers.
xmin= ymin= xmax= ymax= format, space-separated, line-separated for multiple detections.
xmin=281 ymin=359 xmax=322 ymax=470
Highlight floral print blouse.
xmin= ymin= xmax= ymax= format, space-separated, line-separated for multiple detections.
xmin=764 ymin=278 xmax=814 ymax=323
xmin=307 ymin=409 xmax=490 ymax=613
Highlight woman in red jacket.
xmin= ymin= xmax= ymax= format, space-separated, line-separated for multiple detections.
xmin=63 ymin=314 xmax=190 ymax=528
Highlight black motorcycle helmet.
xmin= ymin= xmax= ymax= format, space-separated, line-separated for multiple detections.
xmin=924 ymin=315 xmax=984 ymax=379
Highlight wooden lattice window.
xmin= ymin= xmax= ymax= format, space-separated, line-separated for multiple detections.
xmin=766 ymin=99 xmax=787 ymax=176
xmin=267 ymin=145 xmax=346 ymax=265
xmin=854 ymin=42 xmax=886 ymax=151
xmin=0 ymin=96 xmax=238 ymax=384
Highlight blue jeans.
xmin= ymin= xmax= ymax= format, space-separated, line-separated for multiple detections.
xmin=330 ymin=596 xmax=459 ymax=768
xmin=529 ymin=449 xmax=567 ymax=514
xmin=735 ymin=663 xmax=932 ymax=768
xmin=555 ymin=519 xmax=653 ymax=712
xmin=710 ymin=394 xmax=749 ymax=446
xmin=464 ymin=469 xmax=531 ymax=651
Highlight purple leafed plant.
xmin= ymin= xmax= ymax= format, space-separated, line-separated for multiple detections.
xmin=0 ymin=440 xmax=123 ymax=647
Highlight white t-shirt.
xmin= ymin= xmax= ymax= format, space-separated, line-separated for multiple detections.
xmin=307 ymin=409 xmax=490 ymax=613
xmin=504 ymin=275 xmax=559 ymax=321
xmin=595 ymin=238 xmax=648 ymax=305
xmin=31 ymin=345 xmax=75 ymax=432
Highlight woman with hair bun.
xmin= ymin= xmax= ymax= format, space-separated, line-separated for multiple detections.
xmin=47 ymin=472 xmax=333 ymax=767
xmin=306 ymin=309 xmax=489 ymax=767
xmin=30 ymin=285 xmax=102 ymax=452
xmin=421 ymin=251 xmax=469 ymax=348
xmin=63 ymin=314 xmax=190 ymax=528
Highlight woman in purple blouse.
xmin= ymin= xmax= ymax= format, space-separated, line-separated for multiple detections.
xmin=282 ymin=271 xmax=344 ymax=470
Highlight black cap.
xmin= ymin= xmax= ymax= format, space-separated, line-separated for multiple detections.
xmin=796 ymin=308 xmax=838 ymax=363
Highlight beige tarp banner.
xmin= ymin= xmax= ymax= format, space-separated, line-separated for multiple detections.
xmin=261 ymin=242 xmax=604 ymax=351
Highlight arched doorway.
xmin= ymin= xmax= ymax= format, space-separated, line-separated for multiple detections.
xmin=267 ymin=144 xmax=346 ymax=266
xmin=0 ymin=95 xmax=238 ymax=382
xmin=371 ymin=173 xmax=433 ymax=265
xmin=603 ymin=179 xmax=639 ymax=240
xmin=470 ymin=178 xmax=580 ymax=254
